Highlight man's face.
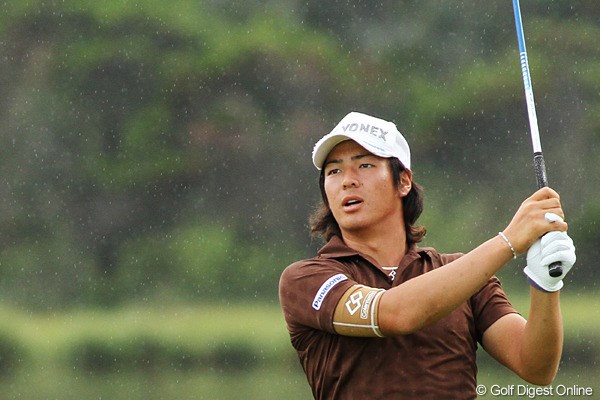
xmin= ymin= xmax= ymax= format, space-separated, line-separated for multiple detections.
xmin=323 ymin=140 xmax=408 ymax=236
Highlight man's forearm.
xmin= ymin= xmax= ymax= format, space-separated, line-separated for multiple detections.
xmin=379 ymin=235 xmax=513 ymax=335
xmin=520 ymin=288 xmax=563 ymax=384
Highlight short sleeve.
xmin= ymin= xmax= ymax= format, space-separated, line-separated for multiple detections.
xmin=470 ymin=276 xmax=519 ymax=343
xmin=279 ymin=259 xmax=356 ymax=334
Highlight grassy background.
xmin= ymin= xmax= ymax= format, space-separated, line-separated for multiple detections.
xmin=0 ymin=292 xmax=597 ymax=399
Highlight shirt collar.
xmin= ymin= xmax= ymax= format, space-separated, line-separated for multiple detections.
xmin=317 ymin=235 xmax=430 ymax=266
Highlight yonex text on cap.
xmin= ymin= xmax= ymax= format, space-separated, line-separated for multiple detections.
xmin=312 ymin=112 xmax=411 ymax=170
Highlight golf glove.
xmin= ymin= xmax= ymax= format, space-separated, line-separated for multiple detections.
xmin=524 ymin=231 xmax=576 ymax=292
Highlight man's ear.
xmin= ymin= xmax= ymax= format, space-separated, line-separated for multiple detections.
xmin=398 ymin=169 xmax=412 ymax=197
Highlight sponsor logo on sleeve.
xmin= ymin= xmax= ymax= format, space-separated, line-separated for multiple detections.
xmin=360 ymin=290 xmax=377 ymax=320
xmin=345 ymin=291 xmax=363 ymax=315
xmin=312 ymin=274 xmax=348 ymax=310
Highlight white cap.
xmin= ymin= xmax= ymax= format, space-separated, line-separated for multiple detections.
xmin=312 ymin=111 xmax=411 ymax=170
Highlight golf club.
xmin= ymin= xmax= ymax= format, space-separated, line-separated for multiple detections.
xmin=512 ymin=0 xmax=563 ymax=277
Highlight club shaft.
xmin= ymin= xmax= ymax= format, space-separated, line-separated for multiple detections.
xmin=512 ymin=0 xmax=542 ymax=154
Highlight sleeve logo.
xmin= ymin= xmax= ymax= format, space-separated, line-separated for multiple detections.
xmin=345 ymin=291 xmax=363 ymax=315
xmin=312 ymin=273 xmax=348 ymax=310
xmin=345 ymin=288 xmax=377 ymax=319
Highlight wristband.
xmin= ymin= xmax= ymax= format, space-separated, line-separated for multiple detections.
xmin=498 ymin=231 xmax=517 ymax=259
xmin=527 ymin=277 xmax=552 ymax=293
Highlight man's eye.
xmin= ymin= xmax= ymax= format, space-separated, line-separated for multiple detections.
xmin=359 ymin=163 xmax=374 ymax=168
xmin=326 ymin=168 xmax=340 ymax=176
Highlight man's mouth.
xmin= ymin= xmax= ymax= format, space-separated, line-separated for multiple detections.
xmin=342 ymin=196 xmax=364 ymax=209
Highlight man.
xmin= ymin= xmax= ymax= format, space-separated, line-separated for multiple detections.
xmin=278 ymin=112 xmax=576 ymax=399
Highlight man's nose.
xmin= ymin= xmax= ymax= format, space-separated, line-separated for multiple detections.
xmin=342 ymin=170 xmax=360 ymax=189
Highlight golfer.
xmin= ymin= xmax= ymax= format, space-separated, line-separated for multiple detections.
xmin=278 ymin=112 xmax=576 ymax=399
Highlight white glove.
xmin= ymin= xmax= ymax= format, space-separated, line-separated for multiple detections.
xmin=524 ymin=231 xmax=576 ymax=292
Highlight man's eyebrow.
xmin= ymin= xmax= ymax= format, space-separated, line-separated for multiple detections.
xmin=352 ymin=153 xmax=375 ymax=161
xmin=323 ymin=153 xmax=374 ymax=168
xmin=323 ymin=158 xmax=342 ymax=168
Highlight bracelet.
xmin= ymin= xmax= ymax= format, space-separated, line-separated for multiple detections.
xmin=498 ymin=231 xmax=517 ymax=259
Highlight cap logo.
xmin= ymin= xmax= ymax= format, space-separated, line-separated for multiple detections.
xmin=342 ymin=123 xmax=388 ymax=141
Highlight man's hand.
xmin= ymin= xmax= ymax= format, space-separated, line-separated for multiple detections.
xmin=503 ymin=187 xmax=567 ymax=255
xmin=524 ymin=227 xmax=576 ymax=292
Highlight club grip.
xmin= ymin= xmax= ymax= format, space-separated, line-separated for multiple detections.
xmin=533 ymin=152 xmax=548 ymax=188
xmin=533 ymin=152 xmax=564 ymax=277
xmin=548 ymin=262 xmax=563 ymax=278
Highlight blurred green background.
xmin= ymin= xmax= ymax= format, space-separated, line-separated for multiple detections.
xmin=0 ymin=0 xmax=598 ymax=398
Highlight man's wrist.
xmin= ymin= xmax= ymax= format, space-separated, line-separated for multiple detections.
xmin=527 ymin=277 xmax=553 ymax=293
xmin=498 ymin=231 xmax=517 ymax=259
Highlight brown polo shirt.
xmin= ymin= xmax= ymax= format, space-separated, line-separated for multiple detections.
xmin=279 ymin=236 xmax=517 ymax=400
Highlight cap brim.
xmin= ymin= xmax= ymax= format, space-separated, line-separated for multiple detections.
xmin=312 ymin=134 xmax=353 ymax=170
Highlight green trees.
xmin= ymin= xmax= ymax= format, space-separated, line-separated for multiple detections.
xmin=1 ymin=0 xmax=598 ymax=309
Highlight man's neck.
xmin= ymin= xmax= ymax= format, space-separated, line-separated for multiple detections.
xmin=341 ymin=227 xmax=407 ymax=267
